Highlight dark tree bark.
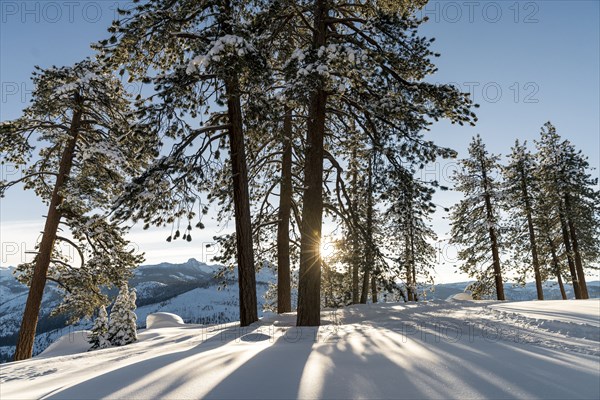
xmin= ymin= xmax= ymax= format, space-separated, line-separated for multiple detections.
xmin=296 ymin=0 xmax=328 ymax=326
xmin=559 ymin=210 xmax=581 ymax=299
xmin=520 ymin=171 xmax=543 ymax=300
xmin=410 ymin=220 xmax=418 ymax=302
xmin=487 ymin=217 xmax=504 ymax=300
xmin=361 ymin=152 xmax=375 ymax=303
xmin=411 ymin=258 xmax=418 ymax=302
xmin=548 ymin=238 xmax=567 ymax=300
xmin=349 ymin=148 xmax=359 ymax=304
xmin=565 ymin=194 xmax=588 ymax=299
xmin=406 ymin=260 xmax=414 ymax=301
xmin=481 ymin=165 xmax=505 ymax=300
xmin=276 ymin=108 xmax=293 ymax=313
xmin=351 ymin=247 xmax=359 ymax=304
xmin=371 ymin=274 xmax=378 ymax=303
xmin=404 ymin=232 xmax=414 ymax=301
xmin=14 ymin=107 xmax=82 ymax=361
xmin=555 ymin=268 xmax=567 ymax=300
xmin=359 ymin=270 xmax=369 ymax=304
xmin=225 ymin=76 xmax=258 ymax=326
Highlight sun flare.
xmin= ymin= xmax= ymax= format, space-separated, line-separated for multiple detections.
xmin=319 ymin=237 xmax=336 ymax=260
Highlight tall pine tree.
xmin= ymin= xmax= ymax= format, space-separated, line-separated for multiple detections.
xmin=450 ymin=135 xmax=505 ymax=300
xmin=1 ymin=60 xmax=153 ymax=360
xmin=536 ymin=122 xmax=599 ymax=299
xmin=96 ymin=0 xmax=275 ymax=325
xmin=503 ymin=140 xmax=544 ymax=299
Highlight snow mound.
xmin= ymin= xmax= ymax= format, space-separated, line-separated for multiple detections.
xmin=448 ymin=292 xmax=473 ymax=301
xmin=146 ymin=312 xmax=185 ymax=329
xmin=38 ymin=330 xmax=91 ymax=358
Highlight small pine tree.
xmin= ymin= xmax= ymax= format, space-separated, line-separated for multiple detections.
xmin=108 ymin=285 xmax=138 ymax=346
xmin=88 ymin=305 xmax=110 ymax=350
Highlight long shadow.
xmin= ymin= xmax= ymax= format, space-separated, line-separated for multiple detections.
xmin=31 ymin=301 xmax=600 ymax=400
xmin=315 ymin=302 xmax=600 ymax=399
xmin=42 ymin=323 xmax=266 ymax=400
xmin=202 ymin=332 xmax=314 ymax=399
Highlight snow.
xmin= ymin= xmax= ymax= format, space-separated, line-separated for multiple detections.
xmin=1 ymin=300 xmax=599 ymax=400
xmin=37 ymin=330 xmax=91 ymax=358
xmin=146 ymin=312 xmax=185 ymax=329
xmin=186 ymin=35 xmax=254 ymax=74
xmin=489 ymin=300 xmax=600 ymax=327
xmin=449 ymin=292 xmax=474 ymax=301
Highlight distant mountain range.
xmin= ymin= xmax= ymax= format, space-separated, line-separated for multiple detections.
xmin=1 ymin=258 xmax=598 ymax=362
xmin=0 ymin=258 xmax=275 ymax=362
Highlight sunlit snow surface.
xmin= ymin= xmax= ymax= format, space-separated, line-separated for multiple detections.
xmin=1 ymin=300 xmax=599 ymax=399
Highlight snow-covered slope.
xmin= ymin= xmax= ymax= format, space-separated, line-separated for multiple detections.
xmin=1 ymin=300 xmax=598 ymax=400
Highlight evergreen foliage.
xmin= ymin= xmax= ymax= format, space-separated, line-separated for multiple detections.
xmin=450 ymin=135 xmax=505 ymax=300
xmin=88 ymin=306 xmax=110 ymax=350
xmin=108 ymin=285 xmax=138 ymax=346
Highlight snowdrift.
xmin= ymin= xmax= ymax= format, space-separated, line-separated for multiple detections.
xmin=448 ymin=292 xmax=474 ymax=301
xmin=38 ymin=330 xmax=91 ymax=358
xmin=146 ymin=312 xmax=186 ymax=329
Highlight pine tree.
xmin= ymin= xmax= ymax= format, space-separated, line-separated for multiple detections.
xmin=88 ymin=305 xmax=111 ymax=350
xmin=535 ymin=122 xmax=600 ymax=299
xmin=536 ymin=207 xmax=568 ymax=299
xmin=360 ymin=147 xmax=378 ymax=304
xmin=282 ymin=0 xmax=476 ymax=325
xmin=108 ymin=285 xmax=138 ymax=346
xmin=1 ymin=60 xmax=153 ymax=360
xmin=450 ymin=135 xmax=505 ymax=300
xmin=96 ymin=0 xmax=272 ymax=326
xmin=385 ymin=174 xmax=438 ymax=302
xmin=503 ymin=140 xmax=544 ymax=299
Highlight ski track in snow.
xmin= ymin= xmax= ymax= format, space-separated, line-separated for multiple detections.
xmin=0 ymin=300 xmax=599 ymax=400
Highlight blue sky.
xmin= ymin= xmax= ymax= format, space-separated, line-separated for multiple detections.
xmin=1 ymin=1 xmax=598 ymax=283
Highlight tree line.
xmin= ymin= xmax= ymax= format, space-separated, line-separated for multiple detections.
xmin=450 ymin=126 xmax=599 ymax=300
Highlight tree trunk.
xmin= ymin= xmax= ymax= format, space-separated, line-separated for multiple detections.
xmin=225 ymin=76 xmax=258 ymax=326
xmin=404 ymin=234 xmax=414 ymax=301
xmin=559 ymin=210 xmax=581 ymax=299
xmin=296 ymin=0 xmax=328 ymax=326
xmin=565 ymin=194 xmax=588 ymax=299
xmin=487 ymin=224 xmax=505 ymax=300
xmin=411 ymin=262 xmax=418 ymax=302
xmin=556 ymin=269 xmax=567 ymax=300
xmin=521 ymin=172 xmax=543 ymax=300
xmin=349 ymin=148 xmax=359 ymax=304
xmin=410 ymin=220 xmax=418 ymax=302
xmin=351 ymin=254 xmax=359 ymax=304
xmin=359 ymin=150 xmax=375 ymax=304
xmin=14 ymin=108 xmax=82 ymax=361
xmin=406 ymin=262 xmax=414 ymax=301
xmin=360 ymin=270 xmax=369 ymax=304
xmin=481 ymin=163 xmax=504 ymax=300
xmin=371 ymin=274 xmax=378 ymax=303
xmin=276 ymin=108 xmax=293 ymax=313
xmin=549 ymin=242 xmax=567 ymax=300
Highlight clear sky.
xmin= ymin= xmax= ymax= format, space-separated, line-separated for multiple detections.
xmin=1 ymin=1 xmax=598 ymax=283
